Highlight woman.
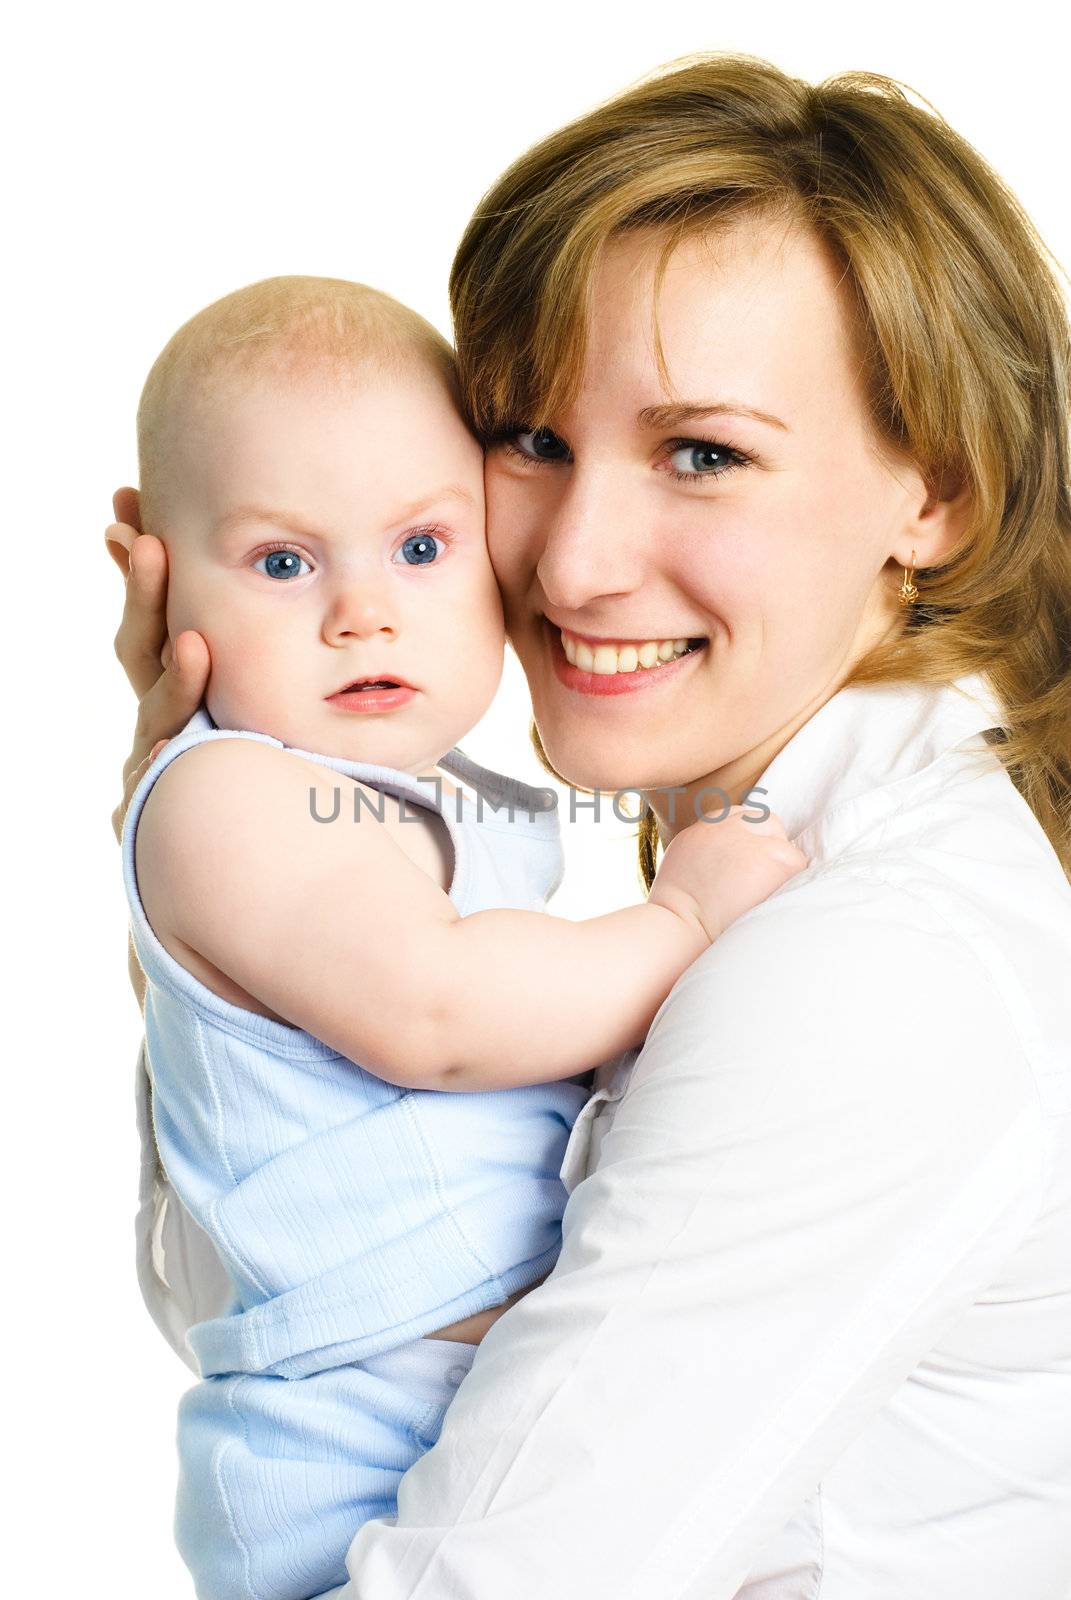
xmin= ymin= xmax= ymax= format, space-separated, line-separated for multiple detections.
xmin=109 ymin=54 xmax=1071 ymax=1600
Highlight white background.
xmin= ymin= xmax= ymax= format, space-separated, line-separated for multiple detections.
xmin=5 ymin=3 xmax=1068 ymax=1593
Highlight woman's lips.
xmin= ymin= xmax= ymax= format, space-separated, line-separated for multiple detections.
xmin=544 ymin=617 xmax=707 ymax=697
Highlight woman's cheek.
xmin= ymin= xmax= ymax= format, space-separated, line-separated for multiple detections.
xmin=485 ymin=475 xmax=541 ymax=585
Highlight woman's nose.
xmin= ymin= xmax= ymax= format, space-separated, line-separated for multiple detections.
xmin=535 ymin=467 xmax=647 ymax=612
xmin=320 ymin=579 xmax=398 ymax=645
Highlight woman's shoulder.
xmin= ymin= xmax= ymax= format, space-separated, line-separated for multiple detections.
xmin=635 ymin=868 xmax=1044 ymax=1192
xmin=839 ymin=753 xmax=1071 ymax=1099
xmin=773 ymin=742 xmax=1071 ymax=1032
xmin=655 ymin=801 xmax=1069 ymax=1138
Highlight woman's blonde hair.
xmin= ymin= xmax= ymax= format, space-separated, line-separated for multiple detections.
xmin=448 ymin=52 xmax=1071 ymax=891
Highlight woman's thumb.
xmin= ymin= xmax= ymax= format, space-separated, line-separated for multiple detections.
xmin=170 ymin=629 xmax=211 ymax=689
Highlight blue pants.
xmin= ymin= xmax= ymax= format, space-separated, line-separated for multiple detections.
xmin=176 ymin=1335 xmax=478 ymax=1600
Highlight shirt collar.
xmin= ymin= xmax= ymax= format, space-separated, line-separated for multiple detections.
xmin=753 ymin=670 xmax=1008 ymax=847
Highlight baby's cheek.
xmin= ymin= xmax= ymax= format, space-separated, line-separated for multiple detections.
xmin=205 ymin=633 xmax=292 ymax=730
xmin=164 ymin=583 xmax=199 ymax=646
xmin=166 ymin=570 xmax=227 ymax=649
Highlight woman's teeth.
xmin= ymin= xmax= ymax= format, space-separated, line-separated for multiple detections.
xmin=559 ymin=628 xmax=702 ymax=676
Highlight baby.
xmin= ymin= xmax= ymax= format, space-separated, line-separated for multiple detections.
xmin=120 ymin=275 xmax=806 ymax=1600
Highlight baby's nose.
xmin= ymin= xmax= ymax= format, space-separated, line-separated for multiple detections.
xmin=321 ymin=581 xmax=399 ymax=641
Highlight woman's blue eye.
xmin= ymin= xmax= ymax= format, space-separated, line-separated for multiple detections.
xmin=668 ymin=442 xmax=740 ymax=477
xmin=394 ymin=532 xmax=444 ymax=567
xmin=254 ymin=548 xmax=312 ymax=580
xmin=514 ymin=426 xmax=571 ymax=462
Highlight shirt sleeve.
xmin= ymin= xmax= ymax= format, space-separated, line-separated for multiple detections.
xmin=334 ymin=870 xmax=1046 ymax=1600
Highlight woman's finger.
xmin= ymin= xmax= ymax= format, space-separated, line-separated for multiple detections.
xmin=111 ymin=532 xmax=171 ymax=698
xmin=129 ymin=629 xmax=210 ymax=758
xmin=112 ymin=721 xmax=187 ymax=846
xmin=118 ymin=630 xmax=209 ymax=827
xmin=112 ymin=485 xmax=143 ymax=530
xmin=112 ymin=741 xmax=165 ymax=845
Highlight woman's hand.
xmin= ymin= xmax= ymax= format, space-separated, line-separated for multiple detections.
xmin=106 ymin=486 xmax=210 ymax=842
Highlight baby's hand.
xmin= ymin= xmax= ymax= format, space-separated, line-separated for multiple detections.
xmin=648 ymin=806 xmax=807 ymax=945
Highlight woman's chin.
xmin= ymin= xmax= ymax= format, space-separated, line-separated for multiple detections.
xmin=532 ymin=722 xmax=647 ymax=797
xmin=525 ymin=615 xmax=715 ymax=748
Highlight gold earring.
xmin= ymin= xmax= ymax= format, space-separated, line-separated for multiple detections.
xmin=899 ymin=549 xmax=919 ymax=607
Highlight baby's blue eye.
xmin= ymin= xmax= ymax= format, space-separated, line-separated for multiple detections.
xmin=394 ymin=532 xmax=443 ymax=567
xmin=254 ymin=549 xmax=312 ymax=580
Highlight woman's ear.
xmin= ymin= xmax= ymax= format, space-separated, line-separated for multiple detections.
xmin=902 ymin=465 xmax=974 ymax=571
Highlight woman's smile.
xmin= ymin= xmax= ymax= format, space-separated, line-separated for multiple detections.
xmin=544 ymin=615 xmax=709 ymax=697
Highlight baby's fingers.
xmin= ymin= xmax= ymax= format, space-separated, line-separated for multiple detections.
xmin=770 ymin=841 xmax=809 ymax=872
xmin=725 ymin=805 xmax=789 ymax=837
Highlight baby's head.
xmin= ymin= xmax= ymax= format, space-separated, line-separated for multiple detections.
xmin=136 ymin=276 xmax=505 ymax=775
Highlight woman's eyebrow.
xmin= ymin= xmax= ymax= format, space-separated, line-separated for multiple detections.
xmin=637 ymin=401 xmax=790 ymax=432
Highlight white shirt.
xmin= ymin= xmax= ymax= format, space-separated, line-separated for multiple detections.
xmin=324 ymin=671 xmax=1071 ymax=1600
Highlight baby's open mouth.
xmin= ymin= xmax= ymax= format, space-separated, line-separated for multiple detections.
xmin=329 ymin=674 xmax=417 ymax=695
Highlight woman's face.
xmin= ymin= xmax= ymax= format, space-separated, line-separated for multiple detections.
xmin=484 ymin=211 xmax=959 ymax=836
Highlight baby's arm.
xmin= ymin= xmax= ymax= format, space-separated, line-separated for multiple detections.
xmin=136 ymin=738 xmax=805 ymax=1091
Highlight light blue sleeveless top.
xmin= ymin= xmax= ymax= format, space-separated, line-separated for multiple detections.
xmin=122 ymin=705 xmax=591 ymax=1381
